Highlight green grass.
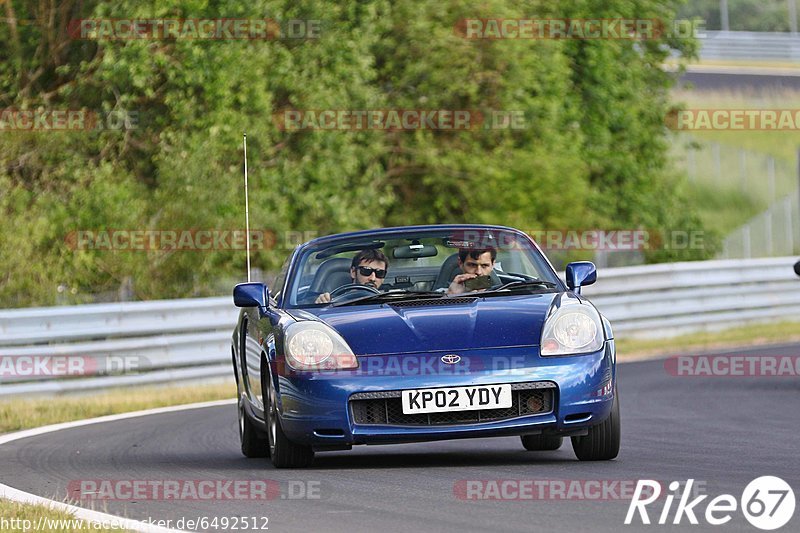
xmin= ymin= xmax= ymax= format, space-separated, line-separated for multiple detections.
xmin=616 ymin=320 xmax=800 ymax=360
xmin=0 ymin=382 xmax=235 ymax=434
xmin=671 ymin=89 xmax=800 ymax=165
xmin=669 ymin=88 xmax=800 ymax=237
xmin=687 ymin=182 xmax=764 ymax=237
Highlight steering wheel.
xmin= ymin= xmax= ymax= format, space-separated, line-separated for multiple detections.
xmin=329 ymin=283 xmax=380 ymax=302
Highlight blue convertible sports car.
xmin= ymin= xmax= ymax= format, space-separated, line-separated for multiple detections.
xmin=232 ymin=225 xmax=619 ymax=468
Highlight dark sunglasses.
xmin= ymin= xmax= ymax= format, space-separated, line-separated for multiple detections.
xmin=356 ymin=266 xmax=387 ymax=278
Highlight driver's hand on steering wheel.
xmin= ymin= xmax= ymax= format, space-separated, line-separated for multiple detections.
xmin=315 ymin=292 xmax=331 ymax=304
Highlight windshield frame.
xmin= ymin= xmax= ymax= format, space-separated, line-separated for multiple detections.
xmin=281 ymin=225 xmax=565 ymax=309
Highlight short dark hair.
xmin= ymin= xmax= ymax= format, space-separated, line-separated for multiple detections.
xmin=458 ymin=248 xmax=496 ymax=263
xmin=351 ymin=248 xmax=389 ymax=270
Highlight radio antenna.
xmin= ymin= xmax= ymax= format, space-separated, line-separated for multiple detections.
xmin=243 ymin=133 xmax=252 ymax=282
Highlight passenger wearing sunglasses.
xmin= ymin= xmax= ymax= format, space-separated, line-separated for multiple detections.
xmin=314 ymin=249 xmax=390 ymax=303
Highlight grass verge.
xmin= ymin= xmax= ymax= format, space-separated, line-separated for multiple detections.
xmin=0 ymin=499 xmax=133 ymax=532
xmin=0 ymin=382 xmax=235 ymax=530
xmin=616 ymin=320 xmax=800 ymax=361
xmin=666 ymin=58 xmax=800 ymax=70
xmin=668 ymin=87 xmax=800 ymax=236
xmin=684 ymin=182 xmax=763 ymax=238
xmin=671 ymin=88 xmax=800 ymax=165
xmin=0 ymin=381 xmax=235 ymax=434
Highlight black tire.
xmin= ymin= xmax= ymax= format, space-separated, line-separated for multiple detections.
xmin=265 ymin=368 xmax=314 ymax=468
xmin=521 ymin=434 xmax=563 ymax=451
xmin=238 ymin=384 xmax=268 ymax=458
xmin=571 ymin=389 xmax=620 ymax=461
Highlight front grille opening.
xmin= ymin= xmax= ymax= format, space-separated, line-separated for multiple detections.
xmin=314 ymin=428 xmax=345 ymax=436
xmin=390 ymin=297 xmax=477 ymax=308
xmin=350 ymin=383 xmax=554 ymax=426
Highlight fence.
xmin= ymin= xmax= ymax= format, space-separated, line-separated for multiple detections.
xmin=699 ymin=31 xmax=800 ymax=61
xmin=670 ymin=137 xmax=798 ymax=207
xmin=1 ymin=256 xmax=799 ymax=396
xmin=670 ymin=136 xmax=800 ymax=259
xmin=721 ymin=193 xmax=800 ymax=258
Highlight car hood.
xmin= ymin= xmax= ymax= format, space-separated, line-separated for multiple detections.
xmin=298 ymin=293 xmax=557 ymax=356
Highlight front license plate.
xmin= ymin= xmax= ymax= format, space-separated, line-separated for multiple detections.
xmin=401 ymin=384 xmax=512 ymax=414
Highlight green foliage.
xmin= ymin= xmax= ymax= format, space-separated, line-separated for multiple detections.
xmin=678 ymin=0 xmax=795 ymax=32
xmin=0 ymin=0 xmax=708 ymax=307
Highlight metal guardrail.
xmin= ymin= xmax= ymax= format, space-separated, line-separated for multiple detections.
xmin=582 ymin=256 xmax=800 ymax=336
xmin=0 ymin=297 xmax=237 ymax=396
xmin=699 ymin=31 xmax=800 ymax=61
xmin=1 ymin=257 xmax=798 ymax=396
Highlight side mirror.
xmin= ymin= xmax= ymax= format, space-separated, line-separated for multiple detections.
xmin=233 ymin=282 xmax=269 ymax=310
xmin=794 ymin=260 xmax=800 ymax=277
xmin=565 ymin=261 xmax=597 ymax=294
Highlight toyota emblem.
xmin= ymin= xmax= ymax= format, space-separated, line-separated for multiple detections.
xmin=441 ymin=354 xmax=462 ymax=365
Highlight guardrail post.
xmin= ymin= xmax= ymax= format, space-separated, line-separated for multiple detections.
xmin=785 ymin=196 xmax=794 ymax=254
xmin=743 ymin=225 xmax=751 ymax=258
xmin=740 ymin=150 xmax=747 ymax=192
xmin=720 ymin=0 xmax=730 ymax=31
xmin=765 ymin=210 xmax=773 ymax=256
xmin=768 ymin=156 xmax=776 ymax=202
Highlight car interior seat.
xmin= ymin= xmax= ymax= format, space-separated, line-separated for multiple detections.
xmin=309 ymin=257 xmax=353 ymax=295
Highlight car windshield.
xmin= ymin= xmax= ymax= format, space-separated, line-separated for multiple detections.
xmin=284 ymin=228 xmax=561 ymax=308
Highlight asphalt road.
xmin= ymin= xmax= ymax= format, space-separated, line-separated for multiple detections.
xmin=2 ymin=344 xmax=799 ymax=533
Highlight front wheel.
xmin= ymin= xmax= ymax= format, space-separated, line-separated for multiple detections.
xmin=571 ymin=389 xmax=620 ymax=461
xmin=238 ymin=383 xmax=268 ymax=458
xmin=265 ymin=369 xmax=315 ymax=468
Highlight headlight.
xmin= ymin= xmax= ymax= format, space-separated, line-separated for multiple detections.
xmin=284 ymin=322 xmax=358 ymax=370
xmin=540 ymin=302 xmax=604 ymax=356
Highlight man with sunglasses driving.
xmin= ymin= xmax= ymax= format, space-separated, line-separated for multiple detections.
xmin=314 ymin=249 xmax=390 ymax=303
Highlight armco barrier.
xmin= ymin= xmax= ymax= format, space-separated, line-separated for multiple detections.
xmin=699 ymin=31 xmax=800 ymax=62
xmin=0 ymin=297 xmax=236 ymax=396
xmin=1 ymin=257 xmax=798 ymax=396
xmin=583 ymin=256 xmax=800 ymax=337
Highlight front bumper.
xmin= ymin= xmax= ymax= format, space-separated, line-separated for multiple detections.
xmin=274 ymin=340 xmax=615 ymax=447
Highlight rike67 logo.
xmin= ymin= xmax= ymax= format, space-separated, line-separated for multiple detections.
xmin=626 ymin=477 xmax=795 ymax=530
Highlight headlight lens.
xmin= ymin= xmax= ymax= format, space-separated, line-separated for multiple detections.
xmin=540 ymin=303 xmax=604 ymax=356
xmin=284 ymin=322 xmax=358 ymax=370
